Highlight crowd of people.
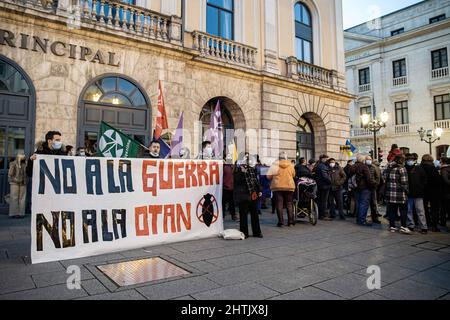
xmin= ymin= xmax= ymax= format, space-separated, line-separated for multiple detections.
xmin=7 ymin=131 xmax=450 ymax=241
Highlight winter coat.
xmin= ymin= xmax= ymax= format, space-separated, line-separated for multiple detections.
xmin=405 ymin=164 xmax=427 ymax=198
xmin=314 ymin=162 xmax=332 ymax=190
xmin=26 ymin=141 xmax=68 ymax=177
xmin=441 ymin=165 xmax=450 ymax=200
xmin=367 ymin=164 xmax=381 ymax=189
xmin=383 ymin=162 xmax=409 ymax=204
xmin=349 ymin=162 xmax=373 ymax=191
xmin=223 ymin=164 xmax=234 ymax=191
xmin=267 ymin=160 xmax=295 ymax=192
xmin=8 ymin=159 xmax=27 ymax=185
xmin=296 ymin=164 xmax=312 ymax=178
xmin=421 ymin=162 xmax=442 ymax=199
xmin=330 ymin=165 xmax=346 ymax=191
xmin=233 ymin=165 xmax=261 ymax=203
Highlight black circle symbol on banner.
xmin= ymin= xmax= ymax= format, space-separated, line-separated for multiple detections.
xmin=196 ymin=193 xmax=219 ymax=227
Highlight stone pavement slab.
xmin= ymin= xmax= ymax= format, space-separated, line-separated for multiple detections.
xmin=313 ymin=273 xmax=372 ymax=299
xmin=191 ymin=282 xmax=279 ymax=300
xmin=269 ymin=286 xmax=343 ymax=300
xmin=374 ymin=278 xmax=448 ymax=300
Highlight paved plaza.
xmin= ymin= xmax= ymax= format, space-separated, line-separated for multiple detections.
xmin=1 ymin=211 xmax=450 ymax=300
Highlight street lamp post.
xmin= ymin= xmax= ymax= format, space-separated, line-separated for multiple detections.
xmin=418 ymin=127 xmax=443 ymax=155
xmin=361 ymin=110 xmax=389 ymax=161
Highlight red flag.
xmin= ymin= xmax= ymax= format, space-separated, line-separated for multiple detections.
xmin=154 ymin=80 xmax=168 ymax=140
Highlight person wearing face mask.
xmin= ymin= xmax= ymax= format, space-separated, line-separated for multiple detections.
xmin=8 ymin=153 xmax=28 ymax=218
xmin=179 ymin=147 xmax=191 ymax=159
xmin=314 ymin=154 xmax=332 ymax=221
xmin=328 ymin=158 xmax=347 ymax=220
xmin=76 ymin=147 xmax=88 ymax=157
xmin=366 ymin=156 xmax=381 ymax=224
xmin=197 ymin=141 xmax=214 ymax=160
xmin=26 ymin=131 xmax=68 ymax=177
xmin=267 ymin=152 xmax=296 ymax=227
xmin=404 ymin=153 xmax=428 ymax=234
xmin=233 ymin=153 xmax=263 ymax=238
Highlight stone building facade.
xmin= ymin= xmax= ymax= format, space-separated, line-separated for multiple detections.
xmin=0 ymin=0 xmax=352 ymax=209
xmin=345 ymin=0 xmax=450 ymax=161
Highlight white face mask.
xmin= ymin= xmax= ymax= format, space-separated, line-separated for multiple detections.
xmin=329 ymin=163 xmax=336 ymax=168
xmin=366 ymin=160 xmax=372 ymax=166
xmin=52 ymin=141 xmax=62 ymax=150
xmin=205 ymin=147 xmax=213 ymax=156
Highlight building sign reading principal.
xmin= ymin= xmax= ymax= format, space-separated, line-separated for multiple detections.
xmin=31 ymin=155 xmax=223 ymax=264
xmin=0 ymin=29 xmax=121 ymax=67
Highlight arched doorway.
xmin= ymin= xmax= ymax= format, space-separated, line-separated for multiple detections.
xmin=78 ymin=74 xmax=151 ymax=154
xmin=296 ymin=112 xmax=327 ymax=162
xmin=0 ymin=55 xmax=35 ymax=213
xmin=199 ymin=96 xmax=245 ymax=157
xmin=296 ymin=116 xmax=314 ymax=163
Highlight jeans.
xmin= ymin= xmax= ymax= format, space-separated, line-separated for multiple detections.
xmin=317 ymin=188 xmax=330 ymax=219
xmin=407 ymin=198 xmax=428 ymax=230
xmin=274 ymin=191 xmax=294 ymax=225
xmin=329 ymin=189 xmax=344 ymax=218
xmin=239 ymin=200 xmax=262 ymax=237
xmin=387 ymin=203 xmax=408 ymax=228
xmin=354 ymin=189 xmax=370 ymax=225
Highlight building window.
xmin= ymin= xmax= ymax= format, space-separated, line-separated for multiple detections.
xmin=395 ymin=101 xmax=409 ymax=125
xmin=206 ymin=0 xmax=234 ymax=40
xmin=358 ymin=67 xmax=370 ymax=85
xmin=360 ymin=106 xmax=371 ymax=126
xmin=295 ymin=2 xmax=313 ymax=64
xmin=430 ymin=14 xmax=446 ymax=24
xmin=391 ymin=28 xmax=404 ymax=36
xmin=434 ymin=94 xmax=450 ymax=120
xmin=431 ymin=48 xmax=448 ymax=70
xmin=393 ymin=59 xmax=407 ymax=78
xmin=436 ymin=145 xmax=449 ymax=160
xmin=400 ymin=147 xmax=410 ymax=155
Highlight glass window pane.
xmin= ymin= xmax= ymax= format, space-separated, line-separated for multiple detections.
xmin=100 ymin=93 xmax=131 ymax=106
xmin=220 ymin=10 xmax=233 ymax=39
xmin=436 ymin=103 xmax=443 ymax=120
xmin=295 ymin=3 xmax=301 ymax=22
xmin=207 ymin=0 xmax=233 ymax=10
xmin=444 ymin=94 xmax=450 ymax=102
xmin=83 ymin=84 xmax=103 ymax=102
xmin=296 ymin=38 xmax=303 ymax=61
xmin=303 ymin=41 xmax=312 ymax=63
xmin=130 ymin=91 xmax=146 ymax=107
xmin=302 ymin=5 xmax=311 ymax=25
xmin=206 ymin=6 xmax=219 ymax=36
xmin=435 ymin=95 xmax=443 ymax=103
xmin=444 ymin=102 xmax=450 ymax=120
xmin=7 ymin=127 xmax=25 ymax=164
xmin=118 ymin=78 xmax=135 ymax=96
xmin=98 ymin=77 xmax=116 ymax=92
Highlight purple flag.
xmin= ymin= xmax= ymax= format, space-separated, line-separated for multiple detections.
xmin=169 ymin=112 xmax=184 ymax=158
xmin=206 ymin=100 xmax=223 ymax=159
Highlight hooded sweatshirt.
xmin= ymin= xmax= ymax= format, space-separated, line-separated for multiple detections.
xmin=267 ymin=160 xmax=295 ymax=192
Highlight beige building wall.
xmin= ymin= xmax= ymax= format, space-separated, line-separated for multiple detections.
xmin=0 ymin=0 xmax=352 ymax=164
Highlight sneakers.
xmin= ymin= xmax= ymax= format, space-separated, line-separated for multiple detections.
xmin=389 ymin=227 xmax=397 ymax=233
xmin=400 ymin=227 xmax=412 ymax=235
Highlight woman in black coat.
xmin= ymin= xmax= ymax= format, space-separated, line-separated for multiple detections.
xmin=420 ymin=154 xmax=442 ymax=232
xmin=233 ymin=153 xmax=263 ymax=238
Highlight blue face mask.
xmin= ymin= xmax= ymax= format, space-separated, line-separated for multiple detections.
xmin=52 ymin=141 xmax=62 ymax=150
xmin=406 ymin=160 xmax=415 ymax=166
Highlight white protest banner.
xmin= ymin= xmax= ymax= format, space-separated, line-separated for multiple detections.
xmin=31 ymin=155 xmax=223 ymax=264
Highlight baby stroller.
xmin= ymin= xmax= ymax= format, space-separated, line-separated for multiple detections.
xmin=293 ymin=177 xmax=319 ymax=226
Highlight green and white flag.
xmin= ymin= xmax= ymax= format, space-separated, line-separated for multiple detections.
xmin=97 ymin=121 xmax=141 ymax=158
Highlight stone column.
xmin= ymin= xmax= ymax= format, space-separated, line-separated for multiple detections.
xmin=169 ymin=15 xmax=183 ymax=46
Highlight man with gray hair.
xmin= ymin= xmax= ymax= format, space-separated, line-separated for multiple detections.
xmin=349 ymin=155 xmax=374 ymax=226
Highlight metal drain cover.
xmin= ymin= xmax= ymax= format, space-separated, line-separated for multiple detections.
xmin=97 ymin=257 xmax=190 ymax=287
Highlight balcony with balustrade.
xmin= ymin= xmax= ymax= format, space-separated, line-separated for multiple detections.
xmin=350 ymin=127 xmax=386 ymax=139
xmin=393 ymin=76 xmax=408 ymax=87
xmin=191 ymin=31 xmax=257 ymax=69
xmin=394 ymin=124 xmax=410 ymax=135
xmin=359 ymin=83 xmax=371 ymax=93
xmin=1 ymin=0 xmax=183 ymax=47
xmin=435 ymin=119 xmax=450 ymax=131
xmin=431 ymin=66 xmax=449 ymax=80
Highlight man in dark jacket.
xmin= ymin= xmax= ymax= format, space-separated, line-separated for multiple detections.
xmin=143 ymin=141 xmax=161 ymax=159
xmin=440 ymin=157 xmax=450 ymax=228
xmin=26 ymin=131 xmax=68 ymax=177
xmin=223 ymin=154 xmax=237 ymax=221
xmin=405 ymin=153 xmax=428 ymax=234
xmin=328 ymin=158 xmax=346 ymax=220
xmin=295 ymin=157 xmax=312 ymax=178
xmin=315 ymin=154 xmax=332 ymax=220
xmin=366 ymin=156 xmax=381 ymax=224
xmin=349 ymin=155 xmax=374 ymax=226
xmin=421 ymin=154 xmax=442 ymax=232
